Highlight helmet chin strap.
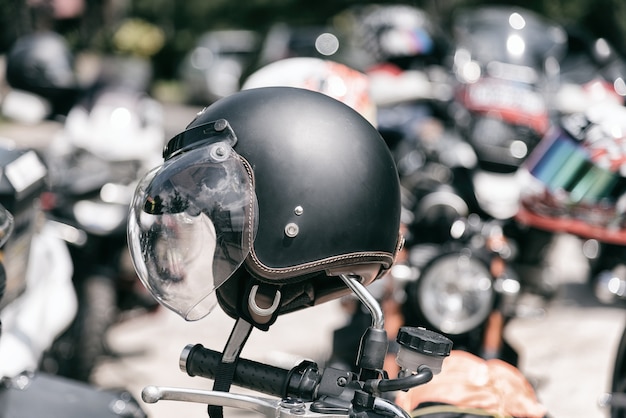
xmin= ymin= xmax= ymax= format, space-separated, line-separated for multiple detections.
xmin=208 ymin=285 xmax=281 ymax=418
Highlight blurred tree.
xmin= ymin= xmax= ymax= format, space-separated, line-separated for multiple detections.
xmin=126 ymin=0 xmax=626 ymax=80
xmin=578 ymin=0 xmax=626 ymax=56
xmin=0 ymin=0 xmax=625 ymax=81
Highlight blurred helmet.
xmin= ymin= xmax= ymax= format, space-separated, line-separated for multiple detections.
xmin=5 ymin=31 xmax=80 ymax=116
xmin=128 ymin=87 xmax=402 ymax=326
xmin=61 ymin=88 xmax=164 ymax=162
xmin=465 ymin=114 xmax=545 ymax=173
xmin=241 ymin=57 xmax=377 ymax=126
xmin=516 ymin=103 xmax=626 ymax=244
xmin=341 ymin=4 xmax=448 ymax=70
xmin=451 ymin=5 xmax=567 ymax=72
xmin=450 ymin=6 xmax=566 ymax=174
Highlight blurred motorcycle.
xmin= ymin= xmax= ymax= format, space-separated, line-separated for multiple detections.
xmin=0 ymin=182 xmax=147 ymax=417
xmin=449 ymin=5 xmax=567 ymax=218
xmin=524 ymin=103 xmax=626 ymax=418
xmin=1 ymin=30 xmax=163 ymax=381
xmin=402 ymin=215 xmax=521 ymax=363
xmin=124 ymin=87 xmax=547 ymax=418
xmin=555 ymin=23 xmax=626 ymax=117
xmin=330 ymin=213 xmax=521 ymax=375
xmin=39 ymin=64 xmax=165 ymax=381
xmin=317 ymin=5 xmax=524 ymax=373
xmin=441 ymin=5 xmax=573 ymax=300
xmin=0 ymin=143 xmax=75 ymax=379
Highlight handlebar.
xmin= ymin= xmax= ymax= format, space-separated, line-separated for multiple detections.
xmin=181 ymin=343 xmax=330 ymax=401
xmin=148 ymin=314 xmax=446 ymax=418
xmin=144 ymin=328 xmax=443 ymax=418
xmin=181 ymin=342 xmax=435 ymax=401
xmin=182 ymin=344 xmax=289 ymax=397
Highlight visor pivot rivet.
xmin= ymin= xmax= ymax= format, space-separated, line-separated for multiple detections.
xmin=294 ymin=206 xmax=304 ymax=216
xmin=285 ymin=223 xmax=299 ymax=238
xmin=210 ymin=144 xmax=229 ymax=161
xmin=214 ymin=118 xmax=228 ymax=132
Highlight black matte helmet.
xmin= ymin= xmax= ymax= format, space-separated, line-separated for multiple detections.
xmin=128 ymin=87 xmax=402 ymax=326
xmin=5 ymin=31 xmax=80 ymax=116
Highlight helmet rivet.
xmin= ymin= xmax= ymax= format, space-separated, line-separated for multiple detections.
xmin=210 ymin=144 xmax=228 ymax=161
xmin=284 ymin=223 xmax=299 ymax=238
xmin=294 ymin=206 xmax=304 ymax=216
xmin=214 ymin=118 xmax=228 ymax=132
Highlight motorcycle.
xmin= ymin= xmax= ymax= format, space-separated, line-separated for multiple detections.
xmin=1 ymin=371 xmax=146 ymax=418
xmin=121 ymin=85 xmax=548 ymax=418
xmin=443 ymin=5 xmax=574 ymax=301
xmin=0 ymin=145 xmax=147 ymax=418
xmin=329 ymin=213 xmax=521 ymax=375
xmin=551 ymin=25 xmax=626 ymax=305
xmin=513 ymin=97 xmax=626 ymax=418
xmin=0 ymin=144 xmax=74 ymax=379
xmin=39 ymin=61 xmax=165 ymax=382
xmin=449 ymin=5 xmax=566 ymax=215
xmin=1 ymin=30 xmax=163 ymax=381
xmin=326 ymin=5 xmax=530 ymax=375
xmin=402 ymin=215 xmax=521 ymax=362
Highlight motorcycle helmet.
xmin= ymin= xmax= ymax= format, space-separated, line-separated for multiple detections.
xmin=451 ymin=5 xmax=567 ymax=73
xmin=338 ymin=4 xmax=449 ymax=71
xmin=241 ymin=57 xmax=377 ymax=126
xmin=516 ymin=103 xmax=626 ymax=245
xmin=4 ymin=30 xmax=80 ymax=116
xmin=59 ymin=87 xmax=164 ymax=163
xmin=451 ymin=6 xmax=567 ymax=172
xmin=128 ymin=87 xmax=402 ymax=326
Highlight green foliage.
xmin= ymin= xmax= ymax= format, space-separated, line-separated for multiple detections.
xmin=112 ymin=18 xmax=165 ymax=57
xmin=1 ymin=0 xmax=625 ymax=81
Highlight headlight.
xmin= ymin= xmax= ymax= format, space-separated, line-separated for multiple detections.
xmin=417 ymin=252 xmax=494 ymax=335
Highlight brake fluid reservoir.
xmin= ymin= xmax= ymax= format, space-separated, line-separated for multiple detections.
xmin=395 ymin=326 xmax=452 ymax=375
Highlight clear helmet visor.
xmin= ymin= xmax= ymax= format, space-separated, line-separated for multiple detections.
xmin=128 ymin=141 xmax=257 ymax=320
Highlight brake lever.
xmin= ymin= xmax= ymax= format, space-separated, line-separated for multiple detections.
xmin=142 ymin=386 xmax=350 ymax=418
xmin=142 ymin=386 xmax=279 ymax=415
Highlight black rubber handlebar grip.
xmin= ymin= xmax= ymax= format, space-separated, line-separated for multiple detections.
xmin=182 ymin=344 xmax=290 ymax=397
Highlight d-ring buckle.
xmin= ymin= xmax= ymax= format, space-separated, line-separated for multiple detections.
xmin=248 ymin=284 xmax=281 ymax=318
